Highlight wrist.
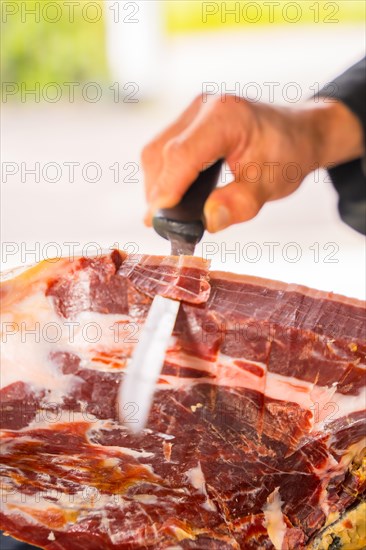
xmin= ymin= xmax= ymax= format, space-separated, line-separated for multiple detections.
xmin=300 ymin=100 xmax=365 ymax=169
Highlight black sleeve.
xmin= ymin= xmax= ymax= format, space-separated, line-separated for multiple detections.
xmin=318 ymin=58 xmax=366 ymax=235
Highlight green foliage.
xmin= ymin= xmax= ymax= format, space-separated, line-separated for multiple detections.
xmin=2 ymin=0 xmax=365 ymax=98
xmin=1 ymin=0 xmax=108 ymax=89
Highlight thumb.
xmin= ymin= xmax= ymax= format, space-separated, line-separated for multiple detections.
xmin=204 ymin=181 xmax=265 ymax=233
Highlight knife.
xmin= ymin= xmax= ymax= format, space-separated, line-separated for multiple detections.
xmin=119 ymin=159 xmax=223 ymax=433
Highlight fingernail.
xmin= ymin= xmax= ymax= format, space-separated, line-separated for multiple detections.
xmin=148 ymin=183 xmax=175 ymax=208
xmin=148 ymin=187 xmax=160 ymax=204
xmin=143 ymin=211 xmax=152 ymax=227
xmin=151 ymin=193 xmax=178 ymax=210
xmin=208 ymin=205 xmax=231 ymax=232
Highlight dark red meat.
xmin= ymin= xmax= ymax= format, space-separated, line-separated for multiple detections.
xmin=0 ymin=251 xmax=365 ymax=549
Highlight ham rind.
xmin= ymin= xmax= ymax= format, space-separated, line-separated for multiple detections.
xmin=0 ymin=250 xmax=365 ymax=550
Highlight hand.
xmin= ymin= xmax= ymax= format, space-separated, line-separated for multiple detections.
xmin=142 ymin=94 xmax=364 ymax=232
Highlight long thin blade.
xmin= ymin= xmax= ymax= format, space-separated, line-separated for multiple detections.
xmin=170 ymin=238 xmax=195 ymax=256
xmin=118 ymin=295 xmax=180 ymax=433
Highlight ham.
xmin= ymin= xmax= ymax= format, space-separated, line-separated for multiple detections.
xmin=0 ymin=250 xmax=365 ymax=549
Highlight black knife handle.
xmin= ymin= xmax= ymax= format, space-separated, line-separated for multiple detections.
xmin=152 ymin=159 xmax=223 ymax=245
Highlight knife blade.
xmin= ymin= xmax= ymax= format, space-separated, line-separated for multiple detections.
xmin=119 ymin=159 xmax=223 ymax=433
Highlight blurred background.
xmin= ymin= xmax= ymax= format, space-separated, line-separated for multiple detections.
xmin=1 ymin=0 xmax=365 ymax=299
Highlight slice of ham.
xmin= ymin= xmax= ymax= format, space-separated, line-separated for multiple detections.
xmin=0 ymin=250 xmax=365 ymax=549
xmin=118 ymin=254 xmax=210 ymax=304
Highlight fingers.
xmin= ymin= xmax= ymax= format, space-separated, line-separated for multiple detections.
xmin=142 ymin=95 xmax=256 ymax=229
xmin=204 ymin=181 xmax=266 ymax=232
xmin=143 ymin=210 xmax=153 ymax=227
xmin=148 ymin=98 xmax=241 ymax=212
xmin=141 ymin=95 xmax=203 ymax=205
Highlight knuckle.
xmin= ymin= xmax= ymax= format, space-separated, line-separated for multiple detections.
xmin=212 ymin=94 xmax=245 ymax=115
xmin=162 ymin=138 xmax=188 ymax=164
xmin=229 ymin=187 xmax=261 ymax=221
xmin=212 ymin=95 xmax=226 ymax=112
xmin=194 ymin=93 xmax=205 ymax=106
xmin=209 ymin=95 xmax=232 ymax=121
xmin=223 ymin=94 xmax=236 ymax=104
xmin=242 ymin=195 xmax=262 ymax=219
xmin=141 ymin=142 xmax=159 ymax=167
